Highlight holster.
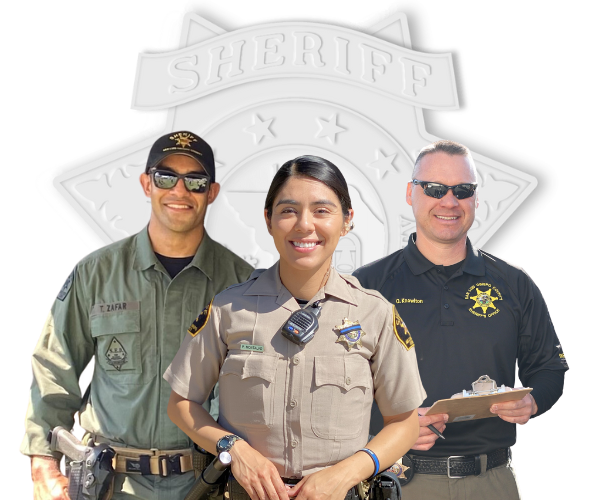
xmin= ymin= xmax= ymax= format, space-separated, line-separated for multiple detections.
xmin=371 ymin=471 xmax=402 ymax=500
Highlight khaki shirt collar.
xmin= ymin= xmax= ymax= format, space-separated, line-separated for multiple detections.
xmin=405 ymin=232 xmax=485 ymax=277
xmin=133 ymin=226 xmax=216 ymax=280
xmin=245 ymin=261 xmax=357 ymax=311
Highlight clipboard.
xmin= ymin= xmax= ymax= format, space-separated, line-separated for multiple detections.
xmin=425 ymin=388 xmax=532 ymax=423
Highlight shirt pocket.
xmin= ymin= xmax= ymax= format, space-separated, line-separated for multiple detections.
xmin=311 ymin=356 xmax=372 ymax=440
xmin=219 ymin=352 xmax=279 ymax=432
xmin=90 ymin=303 xmax=142 ymax=381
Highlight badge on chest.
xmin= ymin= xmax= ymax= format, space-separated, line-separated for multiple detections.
xmin=335 ymin=318 xmax=366 ymax=351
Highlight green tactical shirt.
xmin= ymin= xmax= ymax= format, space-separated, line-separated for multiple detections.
xmin=21 ymin=228 xmax=253 ymax=456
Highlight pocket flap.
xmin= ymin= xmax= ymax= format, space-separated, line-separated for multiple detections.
xmin=344 ymin=356 xmax=372 ymax=390
xmin=314 ymin=356 xmax=345 ymax=387
xmin=221 ymin=353 xmax=279 ymax=383
xmin=90 ymin=302 xmax=141 ymax=337
xmin=315 ymin=356 xmax=371 ymax=390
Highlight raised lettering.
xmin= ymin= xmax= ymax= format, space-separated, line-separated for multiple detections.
xmin=400 ymin=58 xmax=431 ymax=97
xmin=168 ymin=55 xmax=200 ymax=94
xmin=334 ymin=37 xmax=350 ymax=75
xmin=253 ymin=34 xmax=285 ymax=70
xmin=206 ymin=40 xmax=245 ymax=85
xmin=360 ymin=44 xmax=392 ymax=83
xmin=293 ymin=32 xmax=325 ymax=67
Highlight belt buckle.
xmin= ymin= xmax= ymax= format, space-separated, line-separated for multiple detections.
xmin=447 ymin=456 xmax=466 ymax=479
xmin=159 ymin=454 xmax=183 ymax=477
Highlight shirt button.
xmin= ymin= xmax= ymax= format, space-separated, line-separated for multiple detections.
xmin=444 ymin=303 xmax=449 ymax=309
xmin=345 ymin=377 xmax=352 ymax=385
xmin=291 ymin=440 xmax=298 ymax=448
xmin=290 ymin=399 xmax=297 ymax=408
xmin=292 ymin=356 xmax=300 ymax=365
xmin=443 ymin=285 xmax=449 ymax=290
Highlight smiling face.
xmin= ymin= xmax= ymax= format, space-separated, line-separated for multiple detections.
xmin=406 ymin=151 xmax=478 ymax=248
xmin=140 ymin=154 xmax=220 ymax=240
xmin=265 ymin=176 xmax=353 ymax=277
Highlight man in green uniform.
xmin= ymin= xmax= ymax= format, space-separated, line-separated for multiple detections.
xmin=21 ymin=131 xmax=254 ymax=500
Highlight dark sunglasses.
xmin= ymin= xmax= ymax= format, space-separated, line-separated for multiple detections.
xmin=149 ymin=169 xmax=210 ymax=193
xmin=412 ymin=179 xmax=477 ymax=200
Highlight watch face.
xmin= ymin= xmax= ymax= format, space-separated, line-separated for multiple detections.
xmin=217 ymin=435 xmax=235 ymax=452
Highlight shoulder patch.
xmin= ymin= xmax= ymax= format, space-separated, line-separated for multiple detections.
xmin=188 ymin=299 xmax=213 ymax=337
xmin=393 ymin=306 xmax=414 ymax=351
xmin=555 ymin=343 xmax=569 ymax=369
xmin=57 ymin=268 xmax=76 ymax=301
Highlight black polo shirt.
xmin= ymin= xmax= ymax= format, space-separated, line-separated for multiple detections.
xmin=353 ymin=234 xmax=568 ymax=457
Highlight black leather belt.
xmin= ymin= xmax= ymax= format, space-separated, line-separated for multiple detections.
xmin=281 ymin=477 xmax=302 ymax=485
xmin=409 ymin=448 xmax=510 ymax=478
xmin=230 ymin=476 xmax=359 ymax=500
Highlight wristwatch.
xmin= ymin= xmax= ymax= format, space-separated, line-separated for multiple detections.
xmin=216 ymin=434 xmax=243 ymax=454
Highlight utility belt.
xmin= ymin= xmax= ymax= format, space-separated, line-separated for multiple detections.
xmin=110 ymin=445 xmax=196 ymax=477
xmin=228 ymin=476 xmax=363 ymax=500
xmin=403 ymin=447 xmax=510 ymax=481
xmin=87 ymin=432 xmax=202 ymax=478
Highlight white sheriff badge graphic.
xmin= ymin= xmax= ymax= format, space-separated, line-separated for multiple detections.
xmin=54 ymin=13 xmax=537 ymax=271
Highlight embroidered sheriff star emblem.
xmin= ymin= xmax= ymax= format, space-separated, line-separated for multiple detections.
xmin=469 ymin=288 xmax=499 ymax=314
xmin=170 ymin=131 xmax=196 ymax=148
xmin=335 ymin=318 xmax=365 ymax=350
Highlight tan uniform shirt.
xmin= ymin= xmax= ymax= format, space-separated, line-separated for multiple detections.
xmin=165 ymin=263 xmax=426 ymax=478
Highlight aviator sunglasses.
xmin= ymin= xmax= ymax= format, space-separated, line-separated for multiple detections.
xmin=412 ymin=179 xmax=477 ymax=200
xmin=149 ymin=169 xmax=210 ymax=193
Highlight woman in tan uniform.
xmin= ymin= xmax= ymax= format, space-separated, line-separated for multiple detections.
xmin=164 ymin=155 xmax=426 ymax=500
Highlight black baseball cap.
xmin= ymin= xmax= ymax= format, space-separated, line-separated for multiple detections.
xmin=145 ymin=131 xmax=215 ymax=182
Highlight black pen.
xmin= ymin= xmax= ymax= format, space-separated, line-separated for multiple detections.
xmin=418 ymin=413 xmax=446 ymax=440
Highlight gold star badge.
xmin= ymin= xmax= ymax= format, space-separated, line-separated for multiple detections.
xmin=335 ymin=318 xmax=365 ymax=351
xmin=170 ymin=132 xmax=197 ymax=149
xmin=387 ymin=455 xmax=414 ymax=485
xmin=469 ymin=287 xmax=499 ymax=314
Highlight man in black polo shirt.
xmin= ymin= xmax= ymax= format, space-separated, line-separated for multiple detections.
xmin=353 ymin=140 xmax=567 ymax=500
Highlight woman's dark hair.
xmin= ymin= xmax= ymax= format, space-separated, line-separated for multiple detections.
xmin=264 ymin=155 xmax=352 ymax=219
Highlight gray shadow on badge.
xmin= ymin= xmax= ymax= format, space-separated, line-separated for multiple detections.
xmin=189 ymin=0 xmax=558 ymax=256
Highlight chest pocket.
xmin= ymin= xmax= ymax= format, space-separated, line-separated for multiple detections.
xmin=90 ymin=302 xmax=143 ymax=382
xmin=311 ymin=356 xmax=372 ymax=440
xmin=219 ymin=352 xmax=278 ymax=432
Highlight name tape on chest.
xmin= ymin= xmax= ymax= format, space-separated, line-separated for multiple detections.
xmin=90 ymin=301 xmax=140 ymax=316
xmin=393 ymin=306 xmax=414 ymax=351
xmin=240 ymin=344 xmax=264 ymax=352
xmin=188 ymin=299 xmax=213 ymax=337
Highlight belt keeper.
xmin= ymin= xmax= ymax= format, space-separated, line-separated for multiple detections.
xmin=139 ymin=455 xmax=151 ymax=475
xmin=474 ymin=455 xmax=481 ymax=476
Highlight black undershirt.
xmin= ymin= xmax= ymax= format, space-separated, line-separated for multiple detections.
xmin=438 ymin=259 xmax=465 ymax=277
xmin=155 ymin=253 xmax=194 ymax=278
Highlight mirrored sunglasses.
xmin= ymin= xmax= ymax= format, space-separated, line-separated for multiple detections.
xmin=412 ymin=180 xmax=477 ymax=200
xmin=150 ymin=169 xmax=210 ymax=193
